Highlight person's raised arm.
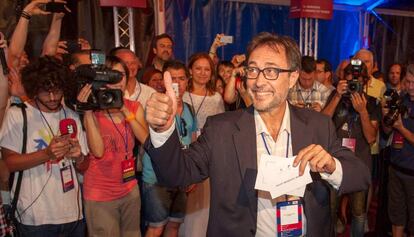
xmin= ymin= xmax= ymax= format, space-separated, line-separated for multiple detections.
xmin=121 ymin=104 xmax=149 ymax=144
xmin=322 ymin=80 xmax=347 ymax=117
xmin=0 ymin=33 xmax=9 ymax=127
xmin=41 ymin=13 xmax=65 ymax=56
xmin=208 ymin=34 xmax=225 ymax=60
xmin=8 ymin=0 xmax=51 ymax=68
xmin=352 ymin=93 xmax=378 ymax=144
xmin=77 ymin=84 xmax=105 ymax=157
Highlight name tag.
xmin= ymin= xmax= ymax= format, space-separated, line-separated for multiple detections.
xmin=60 ymin=165 xmax=74 ymax=193
xmin=277 ymin=200 xmax=303 ymax=237
xmin=121 ymin=159 xmax=135 ymax=183
xmin=392 ymin=132 xmax=404 ymax=149
xmin=342 ymin=138 xmax=356 ymax=153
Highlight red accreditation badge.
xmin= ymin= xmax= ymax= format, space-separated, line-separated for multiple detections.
xmin=60 ymin=165 xmax=75 ymax=192
xmin=342 ymin=138 xmax=356 ymax=152
xmin=121 ymin=159 xmax=135 ymax=183
xmin=276 ymin=200 xmax=303 ymax=237
xmin=392 ymin=131 xmax=404 ymax=149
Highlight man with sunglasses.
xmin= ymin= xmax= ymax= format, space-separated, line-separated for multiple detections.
xmin=142 ymin=60 xmax=196 ymax=237
xmin=145 ymin=32 xmax=370 ymax=237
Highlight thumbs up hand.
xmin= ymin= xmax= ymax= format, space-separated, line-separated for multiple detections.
xmin=145 ymin=71 xmax=177 ymax=132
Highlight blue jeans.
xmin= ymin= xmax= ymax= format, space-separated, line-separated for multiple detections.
xmin=16 ymin=219 xmax=85 ymax=237
xmin=141 ymin=182 xmax=186 ymax=227
xmin=350 ymin=191 xmax=367 ymax=237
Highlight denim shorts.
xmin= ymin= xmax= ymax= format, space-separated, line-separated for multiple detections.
xmin=141 ymin=182 xmax=187 ymax=227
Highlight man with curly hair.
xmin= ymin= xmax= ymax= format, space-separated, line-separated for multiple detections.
xmin=0 ymin=56 xmax=88 ymax=237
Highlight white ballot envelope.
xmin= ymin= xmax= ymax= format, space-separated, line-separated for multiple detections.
xmin=255 ymin=154 xmax=313 ymax=199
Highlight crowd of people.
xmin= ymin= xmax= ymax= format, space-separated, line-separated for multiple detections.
xmin=0 ymin=1 xmax=413 ymax=237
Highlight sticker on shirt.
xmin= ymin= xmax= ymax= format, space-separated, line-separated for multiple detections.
xmin=277 ymin=200 xmax=303 ymax=237
xmin=342 ymin=138 xmax=356 ymax=152
xmin=121 ymin=159 xmax=135 ymax=183
xmin=341 ymin=122 xmax=348 ymax=131
xmin=392 ymin=131 xmax=404 ymax=150
xmin=60 ymin=165 xmax=74 ymax=192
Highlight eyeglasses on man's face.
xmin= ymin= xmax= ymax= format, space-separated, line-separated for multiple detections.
xmin=245 ymin=66 xmax=295 ymax=80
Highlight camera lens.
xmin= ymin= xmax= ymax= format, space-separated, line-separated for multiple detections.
xmin=100 ymin=92 xmax=114 ymax=104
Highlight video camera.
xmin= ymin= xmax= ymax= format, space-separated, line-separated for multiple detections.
xmin=383 ymin=89 xmax=407 ymax=126
xmin=74 ymin=51 xmax=123 ymax=111
xmin=346 ymin=59 xmax=364 ymax=95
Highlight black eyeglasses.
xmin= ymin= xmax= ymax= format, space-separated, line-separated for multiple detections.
xmin=245 ymin=66 xmax=294 ymax=80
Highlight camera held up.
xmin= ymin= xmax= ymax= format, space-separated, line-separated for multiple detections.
xmin=383 ymin=89 xmax=407 ymax=127
xmin=346 ymin=59 xmax=364 ymax=95
xmin=74 ymin=51 xmax=124 ymax=111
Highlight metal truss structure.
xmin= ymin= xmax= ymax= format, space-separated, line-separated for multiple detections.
xmin=113 ymin=7 xmax=136 ymax=52
xmin=299 ymin=18 xmax=319 ymax=59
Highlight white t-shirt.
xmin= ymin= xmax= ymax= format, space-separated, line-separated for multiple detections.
xmin=124 ymin=82 xmax=155 ymax=110
xmin=0 ymin=103 xmax=88 ymax=225
xmin=183 ymin=92 xmax=225 ymax=128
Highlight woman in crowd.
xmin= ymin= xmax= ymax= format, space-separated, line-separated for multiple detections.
xmin=142 ymin=68 xmax=165 ymax=93
xmin=182 ymin=52 xmax=225 ymax=237
xmin=77 ymin=56 xmax=148 ymax=237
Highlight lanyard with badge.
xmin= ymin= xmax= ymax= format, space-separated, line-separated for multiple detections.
xmin=37 ymin=101 xmax=75 ymax=193
xmin=341 ymin=112 xmax=357 ymax=153
xmin=189 ymin=91 xmax=207 ymax=137
xmin=298 ymin=88 xmax=315 ymax=108
xmin=107 ymin=111 xmax=135 ymax=183
xmin=261 ymin=132 xmax=303 ymax=237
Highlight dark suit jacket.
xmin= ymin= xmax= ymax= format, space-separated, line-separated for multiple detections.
xmin=145 ymin=104 xmax=371 ymax=237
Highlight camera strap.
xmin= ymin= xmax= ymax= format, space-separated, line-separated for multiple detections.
xmin=8 ymin=103 xmax=28 ymax=225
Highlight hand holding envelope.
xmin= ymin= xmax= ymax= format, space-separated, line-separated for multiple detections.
xmin=255 ymin=155 xmax=312 ymax=199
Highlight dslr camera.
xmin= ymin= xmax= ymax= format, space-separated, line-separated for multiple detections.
xmin=347 ymin=59 xmax=364 ymax=95
xmin=74 ymin=51 xmax=123 ymax=111
xmin=383 ymin=89 xmax=407 ymax=127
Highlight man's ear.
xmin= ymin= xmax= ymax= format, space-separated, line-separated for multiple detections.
xmin=153 ymin=47 xmax=157 ymax=55
xmin=288 ymin=70 xmax=299 ymax=89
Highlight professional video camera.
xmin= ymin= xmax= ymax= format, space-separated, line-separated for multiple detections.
xmin=383 ymin=89 xmax=407 ymax=126
xmin=346 ymin=59 xmax=364 ymax=95
xmin=74 ymin=51 xmax=123 ymax=111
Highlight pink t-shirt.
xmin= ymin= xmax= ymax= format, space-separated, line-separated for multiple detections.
xmin=84 ymin=99 xmax=139 ymax=201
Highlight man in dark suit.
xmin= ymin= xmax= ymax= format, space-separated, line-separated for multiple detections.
xmin=145 ymin=32 xmax=371 ymax=237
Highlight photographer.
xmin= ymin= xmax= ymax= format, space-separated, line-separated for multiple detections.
xmin=77 ymin=56 xmax=148 ymax=237
xmin=0 ymin=56 xmax=88 ymax=237
xmin=382 ymin=64 xmax=414 ymax=237
xmin=322 ymin=60 xmax=381 ymax=236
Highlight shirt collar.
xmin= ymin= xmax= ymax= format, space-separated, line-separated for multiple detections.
xmin=254 ymin=102 xmax=291 ymax=138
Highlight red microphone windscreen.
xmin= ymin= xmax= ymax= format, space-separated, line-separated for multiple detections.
xmin=59 ymin=118 xmax=78 ymax=139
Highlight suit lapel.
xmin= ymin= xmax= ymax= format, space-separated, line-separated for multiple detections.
xmin=233 ymin=106 xmax=258 ymax=223
xmin=289 ymin=104 xmax=311 ymax=155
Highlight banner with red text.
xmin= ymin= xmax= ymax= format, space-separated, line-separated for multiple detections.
xmin=290 ymin=0 xmax=333 ymax=20
xmin=100 ymin=0 xmax=146 ymax=8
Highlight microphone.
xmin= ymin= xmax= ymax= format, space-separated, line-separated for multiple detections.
xmin=59 ymin=118 xmax=78 ymax=139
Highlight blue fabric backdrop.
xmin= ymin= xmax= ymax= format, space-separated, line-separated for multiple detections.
xmin=165 ymin=0 xmax=362 ymax=71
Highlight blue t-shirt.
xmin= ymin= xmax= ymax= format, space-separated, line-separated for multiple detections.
xmin=390 ymin=94 xmax=414 ymax=171
xmin=142 ymin=103 xmax=197 ymax=184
